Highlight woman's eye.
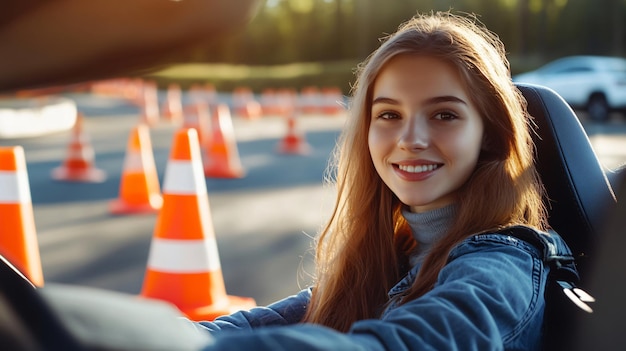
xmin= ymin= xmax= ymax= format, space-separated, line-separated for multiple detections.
xmin=434 ymin=111 xmax=458 ymax=121
xmin=377 ymin=111 xmax=400 ymax=120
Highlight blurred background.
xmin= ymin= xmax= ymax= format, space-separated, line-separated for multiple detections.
xmin=0 ymin=0 xmax=625 ymax=313
xmin=146 ymin=0 xmax=626 ymax=92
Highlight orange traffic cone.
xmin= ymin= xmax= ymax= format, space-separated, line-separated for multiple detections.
xmin=182 ymin=102 xmax=211 ymax=146
xmin=260 ymin=88 xmax=278 ymax=116
xmin=51 ymin=113 xmax=106 ymax=183
xmin=232 ymin=87 xmax=262 ymax=120
xmin=140 ymin=81 xmax=160 ymax=126
xmin=276 ymin=111 xmax=312 ymax=155
xmin=162 ymin=83 xmax=184 ymax=124
xmin=299 ymin=86 xmax=322 ymax=115
xmin=203 ymin=83 xmax=218 ymax=105
xmin=109 ymin=124 xmax=162 ymax=214
xmin=0 ymin=146 xmax=44 ymax=287
xmin=203 ymin=104 xmax=245 ymax=178
xmin=320 ymin=87 xmax=346 ymax=115
xmin=140 ymin=128 xmax=256 ymax=320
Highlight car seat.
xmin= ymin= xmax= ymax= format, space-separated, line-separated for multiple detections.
xmin=517 ymin=83 xmax=617 ymax=267
xmin=574 ymin=168 xmax=626 ymax=350
xmin=516 ymin=83 xmax=618 ymax=350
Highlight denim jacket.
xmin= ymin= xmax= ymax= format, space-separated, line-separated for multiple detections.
xmin=195 ymin=228 xmax=574 ymax=351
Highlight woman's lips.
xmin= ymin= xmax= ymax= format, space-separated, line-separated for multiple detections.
xmin=393 ymin=162 xmax=443 ymax=181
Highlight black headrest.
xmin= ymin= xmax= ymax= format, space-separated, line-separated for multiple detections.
xmin=516 ymin=83 xmax=616 ymax=270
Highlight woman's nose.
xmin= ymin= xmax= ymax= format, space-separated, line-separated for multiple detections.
xmin=398 ymin=119 xmax=429 ymax=150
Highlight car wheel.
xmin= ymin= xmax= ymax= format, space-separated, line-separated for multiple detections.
xmin=587 ymin=94 xmax=609 ymax=122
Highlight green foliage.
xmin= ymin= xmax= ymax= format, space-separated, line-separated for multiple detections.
xmin=147 ymin=60 xmax=357 ymax=94
xmin=150 ymin=0 xmax=626 ymax=92
xmin=205 ymin=0 xmax=625 ymax=62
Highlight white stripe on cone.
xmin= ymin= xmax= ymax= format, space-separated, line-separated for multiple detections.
xmin=147 ymin=238 xmax=221 ymax=273
xmin=68 ymin=143 xmax=94 ymax=161
xmin=162 ymin=160 xmax=206 ymax=195
xmin=0 ymin=170 xmax=31 ymax=204
xmin=122 ymin=152 xmax=144 ymax=172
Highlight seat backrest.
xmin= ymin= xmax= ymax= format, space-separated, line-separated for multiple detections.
xmin=517 ymin=83 xmax=616 ymax=272
xmin=574 ymin=169 xmax=626 ymax=350
xmin=517 ymin=83 xmax=618 ymax=350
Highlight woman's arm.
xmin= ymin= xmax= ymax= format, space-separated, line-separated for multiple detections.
xmin=199 ymin=237 xmax=546 ymax=351
xmin=350 ymin=235 xmax=545 ymax=350
xmin=196 ymin=288 xmax=312 ymax=334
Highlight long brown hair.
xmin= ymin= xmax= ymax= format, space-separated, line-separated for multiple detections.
xmin=302 ymin=11 xmax=548 ymax=332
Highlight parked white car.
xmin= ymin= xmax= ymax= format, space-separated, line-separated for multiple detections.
xmin=513 ymin=56 xmax=626 ymax=121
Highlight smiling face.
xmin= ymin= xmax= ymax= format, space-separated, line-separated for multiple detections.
xmin=368 ymin=54 xmax=484 ymax=213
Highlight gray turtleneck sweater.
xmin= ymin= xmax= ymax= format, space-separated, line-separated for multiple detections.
xmin=401 ymin=204 xmax=458 ymax=267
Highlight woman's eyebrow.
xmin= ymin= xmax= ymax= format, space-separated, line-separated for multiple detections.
xmin=371 ymin=96 xmax=399 ymax=105
xmin=424 ymin=95 xmax=468 ymax=106
xmin=372 ymin=95 xmax=468 ymax=106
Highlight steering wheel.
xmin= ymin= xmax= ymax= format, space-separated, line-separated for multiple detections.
xmin=0 ymin=255 xmax=85 ymax=351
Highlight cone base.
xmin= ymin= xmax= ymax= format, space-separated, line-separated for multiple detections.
xmin=321 ymin=108 xmax=343 ymax=115
xmin=183 ymin=294 xmax=257 ymax=322
xmin=109 ymin=195 xmax=163 ymax=215
xmin=276 ymin=140 xmax=312 ymax=155
xmin=204 ymin=166 xmax=245 ymax=179
xmin=163 ymin=113 xmax=183 ymax=125
xmin=51 ymin=166 xmax=107 ymax=183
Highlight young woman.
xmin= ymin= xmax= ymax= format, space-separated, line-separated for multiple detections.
xmin=194 ymin=11 xmax=575 ymax=350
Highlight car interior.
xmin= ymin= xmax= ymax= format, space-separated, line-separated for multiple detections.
xmin=0 ymin=82 xmax=623 ymax=350
xmin=517 ymin=83 xmax=619 ymax=350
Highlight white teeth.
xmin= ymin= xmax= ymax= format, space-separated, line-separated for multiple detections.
xmin=398 ymin=164 xmax=439 ymax=173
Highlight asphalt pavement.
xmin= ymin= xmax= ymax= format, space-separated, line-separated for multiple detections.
xmin=1 ymin=92 xmax=625 ymax=308
xmin=1 ymin=92 xmax=345 ymax=306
